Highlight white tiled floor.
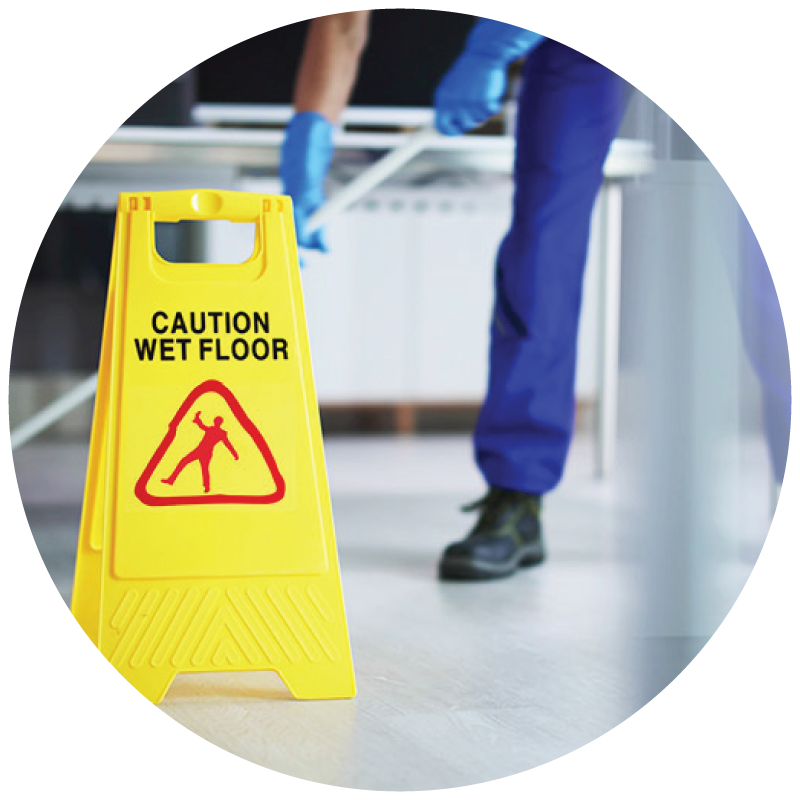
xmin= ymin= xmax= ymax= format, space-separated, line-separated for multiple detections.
xmin=13 ymin=432 xmax=771 ymax=790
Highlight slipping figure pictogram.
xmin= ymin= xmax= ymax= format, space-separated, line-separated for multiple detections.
xmin=162 ymin=411 xmax=239 ymax=494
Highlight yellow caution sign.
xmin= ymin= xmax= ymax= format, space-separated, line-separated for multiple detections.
xmin=71 ymin=189 xmax=355 ymax=703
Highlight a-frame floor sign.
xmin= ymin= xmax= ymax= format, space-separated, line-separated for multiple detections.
xmin=71 ymin=189 xmax=356 ymax=703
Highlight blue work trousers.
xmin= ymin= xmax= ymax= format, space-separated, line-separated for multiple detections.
xmin=474 ymin=40 xmax=628 ymax=494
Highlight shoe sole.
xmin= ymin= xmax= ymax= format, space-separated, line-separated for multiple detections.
xmin=438 ymin=547 xmax=545 ymax=581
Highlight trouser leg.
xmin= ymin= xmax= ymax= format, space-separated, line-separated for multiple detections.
xmin=474 ymin=40 xmax=628 ymax=494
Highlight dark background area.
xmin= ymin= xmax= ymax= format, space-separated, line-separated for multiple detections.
xmin=198 ymin=11 xmax=475 ymax=107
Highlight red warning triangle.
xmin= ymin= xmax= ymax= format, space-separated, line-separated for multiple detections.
xmin=134 ymin=379 xmax=286 ymax=506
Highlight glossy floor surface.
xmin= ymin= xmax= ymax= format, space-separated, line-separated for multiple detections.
xmin=15 ymin=433 xmax=769 ymax=790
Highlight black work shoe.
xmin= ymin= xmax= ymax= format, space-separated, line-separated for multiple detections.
xmin=438 ymin=487 xmax=545 ymax=580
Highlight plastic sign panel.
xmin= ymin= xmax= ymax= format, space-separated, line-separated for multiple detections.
xmin=71 ymin=190 xmax=355 ymax=703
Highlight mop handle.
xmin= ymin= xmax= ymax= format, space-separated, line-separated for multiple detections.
xmin=10 ymin=373 xmax=99 ymax=451
xmin=305 ymin=126 xmax=439 ymax=233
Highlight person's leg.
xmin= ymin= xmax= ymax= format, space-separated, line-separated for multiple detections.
xmin=474 ymin=40 xmax=628 ymax=494
xmin=200 ymin=457 xmax=211 ymax=494
xmin=163 ymin=451 xmax=198 ymax=485
xmin=440 ymin=41 xmax=628 ymax=580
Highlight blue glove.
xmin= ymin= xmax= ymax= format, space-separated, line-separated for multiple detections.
xmin=435 ymin=19 xmax=544 ymax=136
xmin=280 ymin=111 xmax=334 ymax=252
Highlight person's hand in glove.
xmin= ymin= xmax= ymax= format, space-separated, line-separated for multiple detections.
xmin=280 ymin=12 xmax=370 ymax=254
xmin=280 ymin=110 xmax=334 ymax=252
xmin=435 ymin=19 xmax=544 ymax=136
